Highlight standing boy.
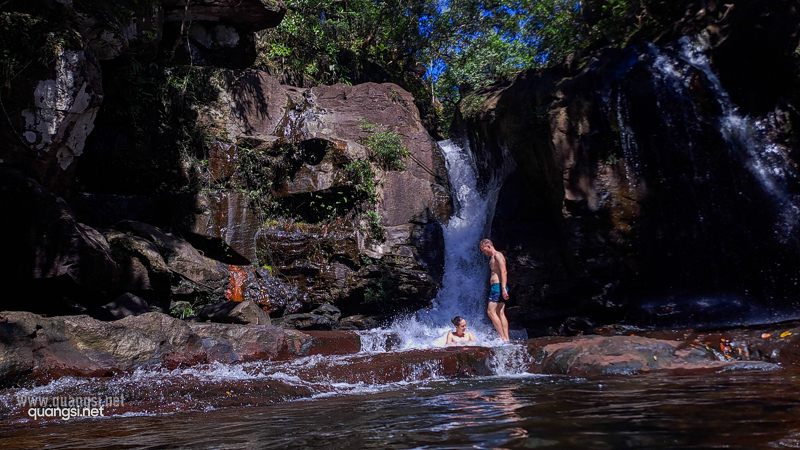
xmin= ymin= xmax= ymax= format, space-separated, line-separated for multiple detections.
xmin=479 ymin=238 xmax=510 ymax=342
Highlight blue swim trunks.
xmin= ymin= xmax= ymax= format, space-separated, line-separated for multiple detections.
xmin=489 ymin=283 xmax=508 ymax=302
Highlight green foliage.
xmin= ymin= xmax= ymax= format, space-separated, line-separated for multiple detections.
xmin=255 ymin=0 xmax=425 ymax=86
xmin=362 ymin=125 xmax=408 ymax=171
xmin=460 ymin=95 xmax=488 ymax=121
xmin=365 ymin=210 xmax=385 ymax=241
xmin=358 ymin=118 xmax=376 ymax=133
xmin=253 ymin=0 xmax=687 ymax=134
xmin=363 ymin=278 xmax=385 ymax=304
xmin=345 ymin=160 xmax=377 ymax=203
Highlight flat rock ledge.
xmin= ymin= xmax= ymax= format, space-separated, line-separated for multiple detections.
xmin=1 ymin=311 xmax=795 ymax=386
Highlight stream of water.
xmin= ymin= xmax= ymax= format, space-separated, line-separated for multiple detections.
xmin=2 ymin=369 xmax=800 ymax=449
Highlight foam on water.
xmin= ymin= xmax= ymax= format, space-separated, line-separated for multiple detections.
xmin=487 ymin=345 xmax=536 ymax=376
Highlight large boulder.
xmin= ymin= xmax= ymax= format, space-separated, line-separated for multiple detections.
xmin=197 ymin=299 xmax=271 ymax=325
xmin=187 ymin=321 xmax=285 ymax=362
xmin=0 ymin=311 xmax=207 ymax=384
xmin=528 ymin=334 xmax=780 ymax=377
xmin=103 ymin=230 xmax=172 ymax=293
xmin=0 ymin=311 xmax=293 ymax=385
xmin=113 ymin=220 xmax=230 ymax=298
xmin=174 ymin=72 xmax=452 ymax=315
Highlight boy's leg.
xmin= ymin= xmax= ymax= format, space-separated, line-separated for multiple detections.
xmin=487 ymin=302 xmax=506 ymax=341
xmin=498 ymin=302 xmax=510 ymax=341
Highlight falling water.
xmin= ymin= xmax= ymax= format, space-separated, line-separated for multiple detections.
xmin=648 ymin=35 xmax=800 ymax=243
xmin=602 ymin=32 xmax=800 ymax=322
xmin=366 ymin=140 xmax=519 ymax=350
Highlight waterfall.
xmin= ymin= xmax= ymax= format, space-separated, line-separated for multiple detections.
xmin=360 ymin=140 xmax=516 ymax=350
xmin=670 ymin=36 xmax=800 ymax=244
xmin=603 ymin=32 xmax=800 ymax=320
xmin=636 ymin=35 xmax=799 ymax=246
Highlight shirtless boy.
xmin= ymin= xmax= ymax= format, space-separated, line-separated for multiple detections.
xmin=479 ymin=238 xmax=510 ymax=342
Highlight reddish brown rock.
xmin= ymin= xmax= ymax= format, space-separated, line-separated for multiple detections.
xmin=187 ymin=322 xmax=285 ymax=363
xmin=278 ymin=330 xmax=362 ymax=358
xmin=280 ymin=347 xmax=493 ymax=385
xmin=527 ymin=334 xmax=782 ymax=377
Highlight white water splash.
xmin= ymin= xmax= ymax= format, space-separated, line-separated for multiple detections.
xmin=487 ymin=345 xmax=536 ymax=376
xmin=364 ymin=140 xmax=518 ymax=351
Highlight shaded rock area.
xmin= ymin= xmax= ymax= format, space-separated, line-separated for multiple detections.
xmin=453 ymin=0 xmax=800 ymax=335
xmin=90 ymin=293 xmax=151 ymax=321
xmin=0 ymin=169 xmax=119 ymax=313
xmin=159 ymin=0 xmax=285 ymax=68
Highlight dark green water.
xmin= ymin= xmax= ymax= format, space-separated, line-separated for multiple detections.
xmin=2 ymin=369 xmax=800 ymax=449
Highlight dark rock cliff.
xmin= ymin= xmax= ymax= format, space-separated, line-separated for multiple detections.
xmin=454 ymin=0 xmax=800 ymax=335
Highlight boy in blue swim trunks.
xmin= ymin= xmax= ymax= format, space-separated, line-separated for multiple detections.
xmin=479 ymin=239 xmax=510 ymax=342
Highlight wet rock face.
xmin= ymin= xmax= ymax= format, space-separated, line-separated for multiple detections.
xmin=179 ymin=190 xmax=261 ymax=265
xmin=259 ymin=220 xmax=437 ymax=316
xmin=455 ymin=0 xmax=800 ymax=334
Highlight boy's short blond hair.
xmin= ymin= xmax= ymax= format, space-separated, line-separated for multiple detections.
xmin=479 ymin=238 xmax=493 ymax=248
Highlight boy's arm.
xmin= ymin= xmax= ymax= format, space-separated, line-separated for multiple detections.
xmin=499 ymin=253 xmax=509 ymax=300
